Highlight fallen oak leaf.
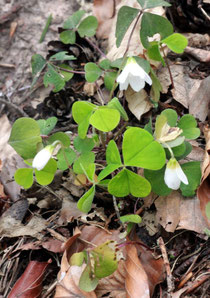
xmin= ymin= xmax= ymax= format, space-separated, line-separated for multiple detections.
xmin=125 ymin=244 xmax=150 ymax=298
xmin=8 ymin=260 xmax=51 ymax=298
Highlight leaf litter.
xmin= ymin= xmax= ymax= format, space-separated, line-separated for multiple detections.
xmin=0 ymin=0 xmax=210 ymax=297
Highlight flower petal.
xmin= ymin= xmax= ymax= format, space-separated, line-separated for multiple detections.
xmin=116 ymin=65 xmax=130 ymax=84
xmin=129 ymin=75 xmax=145 ymax=92
xmin=164 ymin=167 xmax=181 ymax=190
xmin=118 ymin=78 xmax=129 ymax=91
xmin=176 ymin=165 xmax=188 ymax=185
xmin=32 ymin=148 xmax=52 ymax=171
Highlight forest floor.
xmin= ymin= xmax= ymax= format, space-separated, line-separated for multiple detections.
xmin=0 ymin=0 xmax=209 ymax=297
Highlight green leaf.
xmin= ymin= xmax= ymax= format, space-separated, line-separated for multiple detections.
xmin=85 ymin=62 xmax=102 ymax=83
xmin=161 ymin=33 xmax=188 ymax=54
xmin=140 ymin=12 xmax=173 ymax=49
xmin=63 ymin=10 xmax=85 ymax=29
xmin=74 ymin=136 xmax=95 ymax=153
xmin=123 ymin=127 xmax=166 ymax=170
xmin=57 ymin=148 xmax=76 ymax=170
xmin=82 ymin=163 xmax=96 ymax=182
xmin=144 ymin=166 xmax=171 ymax=196
xmin=175 ymin=142 xmax=192 ymax=160
xmin=206 ymin=202 xmax=210 ymax=220
xmin=72 ymin=101 xmax=95 ymax=139
xmin=48 ymin=132 xmax=70 ymax=147
xmin=106 ymin=140 xmax=122 ymax=165
xmin=108 ymin=169 xmax=151 ymax=197
xmin=89 ymin=108 xmax=120 ymax=132
xmin=98 ymin=140 xmax=122 ymax=181
xmin=115 ymin=6 xmax=139 ymax=47
xmin=59 ymin=63 xmax=74 ymax=81
xmin=99 ymin=59 xmax=111 ymax=70
xmin=98 ymin=164 xmax=120 ymax=181
xmin=107 ymin=97 xmax=128 ymax=121
xmin=77 ymin=186 xmax=95 ymax=213
xmin=49 ymin=51 xmax=76 ymax=61
xmin=178 ymin=115 xmax=200 ymax=140
xmin=180 ymin=161 xmax=201 ymax=197
xmin=8 ymin=118 xmax=42 ymax=159
xmin=37 ymin=117 xmax=57 ymax=135
xmin=77 ymin=16 xmax=98 ymax=37
xmin=72 ymin=101 xmax=95 ymax=124
xmin=79 ymin=264 xmax=98 ymax=292
xmin=169 ymin=142 xmax=186 ymax=158
xmin=70 ymin=252 xmax=86 ymax=266
xmin=161 ymin=109 xmax=177 ymax=126
xmin=43 ymin=64 xmax=65 ymax=92
xmin=73 ymin=152 xmax=95 ymax=174
xmin=92 ymin=241 xmax=118 ymax=278
xmin=60 ymin=30 xmax=76 ymax=44
xmin=31 ymin=54 xmax=46 ymax=88
xmin=35 ymin=158 xmax=57 ymax=185
xmin=14 ymin=168 xmax=34 ymax=189
xmin=104 ymin=71 xmax=118 ymax=91
xmin=120 ymin=214 xmax=142 ymax=224
xmin=150 ymin=68 xmax=162 ymax=101
xmin=147 ymin=42 xmax=165 ymax=64
xmin=137 ymin=0 xmax=171 ymax=9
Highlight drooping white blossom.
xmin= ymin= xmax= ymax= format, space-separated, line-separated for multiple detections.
xmin=164 ymin=158 xmax=188 ymax=190
xmin=116 ymin=57 xmax=152 ymax=92
xmin=32 ymin=145 xmax=54 ymax=171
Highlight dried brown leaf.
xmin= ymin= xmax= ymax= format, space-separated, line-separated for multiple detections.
xmin=125 ymin=87 xmax=153 ymax=120
xmin=189 ymin=76 xmax=210 ymax=121
xmin=125 ymin=244 xmax=150 ymax=298
xmin=197 ymin=126 xmax=210 ymax=227
xmin=8 ymin=260 xmax=50 ymax=298
xmin=58 ymin=197 xmax=86 ymax=225
xmin=158 ymin=64 xmax=201 ymax=109
xmin=155 ymin=191 xmax=209 ymax=233
xmin=93 ymin=0 xmax=121 ymax=39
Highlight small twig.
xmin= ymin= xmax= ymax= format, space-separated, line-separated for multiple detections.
xmin=114 ymin=122 xmax=128 ymax=141
xmin=158 ymin=237 xmax=175 ymax=297
xmin=0 ymin=96 xmax=29 ymax=117
xmin=198 ymin=4 xmax=210 ymax=21
xmin=85 ymin=37 xmax=108 ymax=59
xmin=112 ymin=195 xmax=126 ymax=231
xmin=56 ymin=66 xmax=85 ymax=75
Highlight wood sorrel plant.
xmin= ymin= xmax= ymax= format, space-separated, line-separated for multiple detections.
xmin=8 ymin=0 xmax=201 ymax=291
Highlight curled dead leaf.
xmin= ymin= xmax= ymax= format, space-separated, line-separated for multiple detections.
xmin=125 ymin=87 xmax=153 ymax=121
xmin=8 ymin=260 xmax=51 ymax=298
xmin=197 ymin=126 xmax=210 ymax=227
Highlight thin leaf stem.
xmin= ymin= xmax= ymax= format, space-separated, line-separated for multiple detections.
xmin=161 ymin=45 xmax=174 ymax=89
xmin=85 ymin=37 xmax=108 ymax=59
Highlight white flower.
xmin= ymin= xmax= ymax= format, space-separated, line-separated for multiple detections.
xmin=164 ymin=158 xmax=188 ymax=190
xmin=116 ymin=57 xmax=152 ymax=92
xmin=32 ymin=145 xmax=54 ymax=171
